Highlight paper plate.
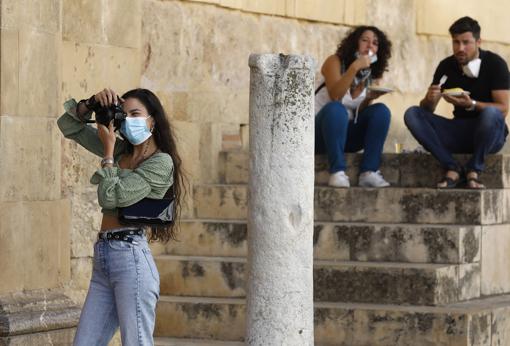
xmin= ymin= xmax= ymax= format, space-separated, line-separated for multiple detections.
xmin=368 ymin=86 xmax=393 ymax=93
xmin=442 ymin=90 xmax=470 ymax=96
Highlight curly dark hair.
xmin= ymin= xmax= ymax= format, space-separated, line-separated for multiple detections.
xmin=335 ymin=26 xmax=392 ymax=79
xmin=121 ymin=88 xmax=187 ymax=243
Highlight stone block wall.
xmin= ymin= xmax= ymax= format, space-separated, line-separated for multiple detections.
xmin=1 ymin=0 xmax=510 ymax=321
xmin=141 ymin=0 xmax=510 ymax=194
xmin=0 ymin=0 xmax=70 ymax=294
xmin=59 ymin=0 xmax=143 ymax=304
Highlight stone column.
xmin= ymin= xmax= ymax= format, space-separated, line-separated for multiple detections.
xmin=246 ymin=54 xmax=315 ymax=345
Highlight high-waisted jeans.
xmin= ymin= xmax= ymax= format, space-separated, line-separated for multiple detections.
xmin=315 ymin=101 xmax=391 ymax=173
xmin=404 ymin=105 xmax=507 ymax=172
xmin=73 ymin=234 xmax=160 ymax=346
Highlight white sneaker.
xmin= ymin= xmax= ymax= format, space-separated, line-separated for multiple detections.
xmin=358 ymin=171 xmax=390 ymax=188
xmin=329 ymin=171 xmax=350 ymax=188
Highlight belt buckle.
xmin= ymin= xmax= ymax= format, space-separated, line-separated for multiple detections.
xmin=124 ymin=236 xmax=139 ymax=245
xmin=98 ymin=227 xmax=143 ymax=244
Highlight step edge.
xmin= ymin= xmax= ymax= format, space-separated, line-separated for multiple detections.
xmin=179 ymin=219 xmax=484 ymax=229
xmin=155 ymin=255 xmax=469 ymax=270
xmin=195 ymin=184 xmax=504 ymax=193
xmin=159 ymin=293 xmax=510 ymax=313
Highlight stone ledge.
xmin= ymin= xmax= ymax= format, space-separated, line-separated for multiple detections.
xmin=313 ymin=260 xmax=480 ymax=306
xmin=164 ymin=220 xmax=480 ymax=264
xmin=220 ymin=151 xmax=510 ymax=188
xmin=0 ymin=290 xmax=80 ymax=337
xmin=155 ymin=256 xmax=480 ymax=306
xmin=0 ymin=327 xmax=76 ymax=346
xmin=154 ymin=336 xmax=244 ymax=346
xmin=155 ymin=296 xmax=245 ymax=341
xmin=156 ymin=294 xmax=510 ymax=345
xmin=194 ymin=184 xmax=510 ymax=225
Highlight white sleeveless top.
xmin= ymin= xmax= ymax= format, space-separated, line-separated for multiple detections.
xmin=315 ymin=75 xmax=367 ymax=121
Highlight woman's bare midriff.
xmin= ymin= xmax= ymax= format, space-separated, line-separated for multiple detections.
xmin=100 ymin=214 xmax=125 ymax=231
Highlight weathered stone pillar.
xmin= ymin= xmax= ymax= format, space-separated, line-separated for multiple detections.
xmin=246 ymin=54 xmax=315 ymax=345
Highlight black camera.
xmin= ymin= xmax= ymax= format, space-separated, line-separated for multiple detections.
xmin=85 ymin=96 xmax=126 ymax=130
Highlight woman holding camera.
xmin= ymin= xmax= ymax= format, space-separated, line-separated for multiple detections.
xmin=58 ymin=88 xmax=184 ymax=346
xmin=315 ymin=25 xmax=392 ymax=188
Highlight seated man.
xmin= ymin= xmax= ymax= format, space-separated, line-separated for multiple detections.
xmin=404 ymin=16 xmax=509 ymax=189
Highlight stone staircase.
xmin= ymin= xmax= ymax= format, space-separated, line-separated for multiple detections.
xmin=152 ymin=151 xmax=510 ymax=345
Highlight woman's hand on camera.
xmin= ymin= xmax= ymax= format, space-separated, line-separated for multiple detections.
xmin=97 ymin=120 xmax=116 ymax=158
xmin=94 ymin=88 xmax=120 ymax=107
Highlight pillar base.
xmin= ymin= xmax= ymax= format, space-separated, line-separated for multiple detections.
xmin=0 ymin=290 xmax=80 ymax=345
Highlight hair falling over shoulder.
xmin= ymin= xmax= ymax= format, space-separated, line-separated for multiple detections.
xmin=122 ymin=88 xmax=188 ymax=243
xmin=336 ymin=25 xmax=392 ymax=79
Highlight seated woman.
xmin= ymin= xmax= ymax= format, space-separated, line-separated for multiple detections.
xmin=57 ymin=88 xmax=184 ymax=345
xmin=315 ymin=25 xmax=392 ymax=187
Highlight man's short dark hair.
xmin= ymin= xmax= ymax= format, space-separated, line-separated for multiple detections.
xmin=449 ymin=16 xmax=481 ymax=40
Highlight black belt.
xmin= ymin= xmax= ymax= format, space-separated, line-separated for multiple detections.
xmin=98 ymin=228 xmax=144 ymax=244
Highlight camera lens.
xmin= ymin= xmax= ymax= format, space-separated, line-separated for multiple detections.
xmin=92 ymin=104 xmax=126 ymax=130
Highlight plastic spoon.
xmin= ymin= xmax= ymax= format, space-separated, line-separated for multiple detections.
xmin=439 ymin=75 xmax=448 ymax=87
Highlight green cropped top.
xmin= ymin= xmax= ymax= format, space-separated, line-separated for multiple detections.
xmin=57 ymin=99 xmax=174 ymax=216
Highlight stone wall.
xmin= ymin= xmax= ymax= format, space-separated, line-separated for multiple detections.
xmin=0 ymin=0 xmax=70 ymax=294
xmin=1 ymin=0 xmax=510 ymax=322
xmin=60 ymin=0 xmax=143 ymax=304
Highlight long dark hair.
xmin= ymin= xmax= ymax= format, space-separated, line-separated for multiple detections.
xmin=336 ymin=25 xmax=392 ymax=79
xmin=122 ymin=88 xmax=186 ymax=243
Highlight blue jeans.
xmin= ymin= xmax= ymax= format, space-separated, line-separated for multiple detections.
xmin=315 ymin=102 xmax=391 ymax=173
xmin=73 ymin=234 xmax=160 ymax=346
xmin=404 ymin=106 xmax=507 ymax=172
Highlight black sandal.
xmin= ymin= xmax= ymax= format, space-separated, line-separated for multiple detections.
xmin=437 ymin=176 xmax=461 ymax=189
xmin=466 ymin=174 xmax=485 ymax=189
xmin=437 ymin=168 xmax=464 ymax=189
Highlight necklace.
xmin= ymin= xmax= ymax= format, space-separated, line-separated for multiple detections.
xmin=142 ymin=139 xmax=151 ymax=159
xmin=131 ymin=140 xmax=153 ymax=168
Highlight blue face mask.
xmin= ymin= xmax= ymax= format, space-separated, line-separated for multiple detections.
xmin=120 ymin=116 xmax=152 ymax=145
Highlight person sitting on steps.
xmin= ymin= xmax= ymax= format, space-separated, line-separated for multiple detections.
xmin=315 ymin=25 xmax=393 ymax=188
xmin=404 ymin=16 xmax=509 ymax=189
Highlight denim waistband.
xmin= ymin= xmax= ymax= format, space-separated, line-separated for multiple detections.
xmin=100 ymin=226 xmax=142 ymax=233
xmin=98 ymin=227 xmax=145 ymax=242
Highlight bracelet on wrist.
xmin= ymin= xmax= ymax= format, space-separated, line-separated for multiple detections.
xmin=101 ymin=157 xmax=114 ymax=167
xmin=466 ymin=100 xmax=477 ymax=111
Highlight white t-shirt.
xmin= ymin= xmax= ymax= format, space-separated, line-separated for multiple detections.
xmin=315 ymin=75 xmax=367 ymax=120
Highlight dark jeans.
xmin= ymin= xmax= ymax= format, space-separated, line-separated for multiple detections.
xmin=315 ymin=101 xmax=391 ymax=173
xmin=404 ymin=106 xmax=507 ymax=172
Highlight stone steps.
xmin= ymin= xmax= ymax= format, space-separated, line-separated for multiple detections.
xmin=157 ymin=220 xmax=480 ymax=264
xmin=152 ymin=152 xmax=510 ymax=343
xmin=155 ymin=255 xmax=480 ymax=305
xmin=155 ymin=296 xmax=245 ymax=342
xmin=155 ymin=294 xmax=510 ymax=346
xmin=194 ymin=184 xmax=510 ymax=225
xmin=220 ymin=151 xmax=510 ymax=188
xmin=154 ymin=337 xmax=244 ymax=346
